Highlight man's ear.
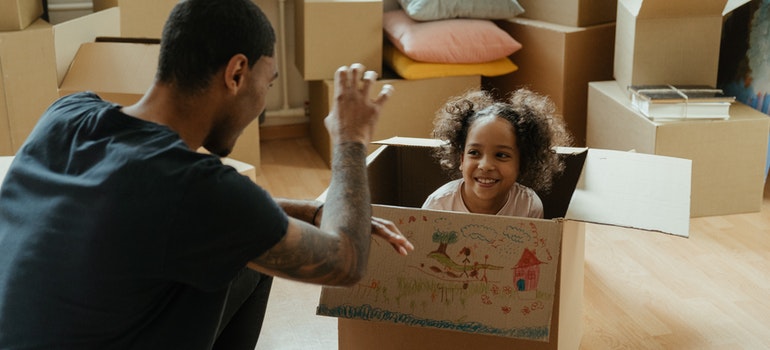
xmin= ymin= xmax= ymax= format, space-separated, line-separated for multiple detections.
xmin=224 ymin=54 xmax=249 ymax=93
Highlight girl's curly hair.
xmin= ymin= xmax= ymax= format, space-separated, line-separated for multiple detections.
xmin=431 ymin=88 xmax=573 ymax=193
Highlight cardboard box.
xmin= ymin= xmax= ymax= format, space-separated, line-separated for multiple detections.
xmin=0 ymin=19 xmax=59 ymax=156
xmin=516 ymin=0 xmax=616 ymax=27
xmin=613 ymin=0 xmax=749 ymax=91
xmin=294 ymin=0 xmax=382 ymax=80
xmin=483 ymin=18 xmax=615 ymax=146
xmin=309 ymin=75 xmax=480 ymax=166
xmin=586 ymin=80 xmax=770 ymax=217
xmin=318 ymin=137 xmax=691 ymax=350
xmin=118 ymin=0 xmax=178 ymax=39
xmin=0 ymin=0 xmax=43 ymax=31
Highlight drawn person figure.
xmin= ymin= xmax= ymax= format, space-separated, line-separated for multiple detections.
xmin=422 ymin=89 xmax=572 ymax=218
xmin=0 ymin=0 xmax=413 ymax=349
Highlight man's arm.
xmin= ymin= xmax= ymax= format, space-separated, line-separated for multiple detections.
xmin=247 ymin=63 xmax=394 ymax=286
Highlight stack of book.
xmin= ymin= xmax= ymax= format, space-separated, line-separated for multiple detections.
xmin=628 ymin=85 xmax=735 ymax=120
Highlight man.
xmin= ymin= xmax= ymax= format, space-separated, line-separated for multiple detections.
xmin=0 ymin=0 xmax=412 ymax=349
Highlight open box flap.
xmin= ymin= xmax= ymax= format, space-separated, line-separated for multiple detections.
xmin=372 ymin=136 xmax=444 ymax=148
xmin=59 ymin=41 xmax=159 ymax=96
xmin=565 ymin=148 xmax=691 ymax=237
xmin=622 ymin=0 xmax=728 ymax=18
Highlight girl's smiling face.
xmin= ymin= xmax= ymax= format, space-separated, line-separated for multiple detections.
xmin=459 ymin=115 xmax=521 ymax=214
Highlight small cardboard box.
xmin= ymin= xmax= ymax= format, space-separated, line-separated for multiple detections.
xmin=483 ymin=18 xmax=615 ymax=146
xmin=516 ymin=0 xmax=616 ymax=27
xmin=0 ymin=0 xmax=43 ymax=31
xmin=317 ymin=137 xmax=691 ymax=350
xmin=309 ymin=75 xmax=480 ymax=166
xmin=0 ymin=19 xmax=59 ymax=156
xmin=294 ymin=0 xmax=382 ymax=81
xmin=586 ymin=80 xmax=770 ymax=217
xmin=613 ymin=0 xmax=749 ymax=91
xmin=57 ymin=40 xmax=262 ymax=171
xmin=118 ymin=0 xmax=177 ymax=39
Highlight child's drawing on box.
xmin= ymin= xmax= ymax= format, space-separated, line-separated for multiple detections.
xmin=422 ymin=88 xmax=573 ymax=218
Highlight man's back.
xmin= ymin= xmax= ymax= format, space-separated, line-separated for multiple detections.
xmin=0 ymin=92 xmax=287 ymax=349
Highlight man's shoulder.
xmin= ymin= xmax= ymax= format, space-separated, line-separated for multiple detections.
xmin=53 ymin=91 xmax=107 ymax=108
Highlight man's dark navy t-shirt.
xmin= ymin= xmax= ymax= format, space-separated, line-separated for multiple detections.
xmin=0 ymin=92 xmax=288 ymax=349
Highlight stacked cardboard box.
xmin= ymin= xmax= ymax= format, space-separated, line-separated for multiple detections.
xmin=483 ymin=19 xmax=614 ymax=147
xmin=294 ymin=0 xmax=383 ymax=81
xmin=482 ymin=1 xmax=617 ymax=146
xmin=0 ymin=0 xmax=59 ymax=156
xmin=587 ymin=81 xmax=768 ymax=218
xmin=586 ymin=0 xmax=769 ymax=217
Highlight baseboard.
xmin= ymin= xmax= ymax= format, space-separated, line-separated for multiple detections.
xmin=260 ymin=122 xmax=310 ymax=141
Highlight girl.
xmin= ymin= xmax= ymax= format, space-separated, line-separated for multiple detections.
xmin=422 ymin=88 xmax=572 ymax=218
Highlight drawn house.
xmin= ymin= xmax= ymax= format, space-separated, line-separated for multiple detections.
xmin=513 ymin=248 xmax=544 ymax=293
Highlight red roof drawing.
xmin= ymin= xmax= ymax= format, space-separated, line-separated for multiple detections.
xmin=513 ymin=248 xmax=544 ymax=268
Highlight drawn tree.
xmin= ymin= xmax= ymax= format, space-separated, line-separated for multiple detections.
xmin=431 ymin=229 xmax=458 ymax=255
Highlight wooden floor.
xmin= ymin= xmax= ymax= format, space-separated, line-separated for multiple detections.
xmin=253 ymin=137 xmax=770 ymax=350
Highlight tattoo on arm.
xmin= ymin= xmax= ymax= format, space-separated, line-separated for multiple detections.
xmin=253 ymin=142 xmax=371 ymax=285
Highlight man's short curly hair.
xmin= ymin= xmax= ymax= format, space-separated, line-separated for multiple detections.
xmin=431 ymin=88 xmax=573 ymax=193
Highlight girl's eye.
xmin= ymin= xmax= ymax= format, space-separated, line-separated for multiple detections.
xmin=467 ymin=150 xmax=479 ymax=156
xmin=497 ymin=153 xmax=510 ymax=159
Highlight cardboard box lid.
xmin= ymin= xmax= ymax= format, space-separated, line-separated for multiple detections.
xmin=623 ymin=0 xmax=728 ymax=18
xmin=372 ymin=137 xmax=691 ymax=237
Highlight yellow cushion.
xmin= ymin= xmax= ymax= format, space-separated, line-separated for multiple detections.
xmin=384 ymin=42 xmax=518 ymax=80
